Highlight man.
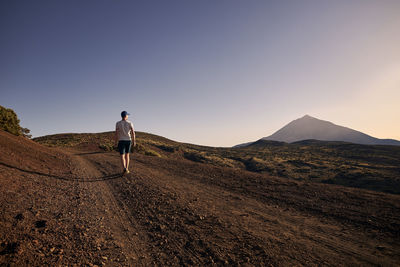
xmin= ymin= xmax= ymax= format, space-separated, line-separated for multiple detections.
xmin=115 ymin=111 xmax=136 ymax=174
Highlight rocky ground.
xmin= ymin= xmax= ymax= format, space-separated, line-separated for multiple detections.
xmin=1 ymin=130 xmax=399 ymax=266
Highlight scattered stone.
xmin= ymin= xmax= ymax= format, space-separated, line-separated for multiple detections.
xmin=35 ymin=220 xmax=47 ymax=228
xmin=15 ymin=213 xmax=24 ymax=220
xmin=0 ymin=242 xmax=19 ymax=255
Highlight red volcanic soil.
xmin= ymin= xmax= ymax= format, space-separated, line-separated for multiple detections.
xmin=1 ymin=130 xmax=400 ymax=266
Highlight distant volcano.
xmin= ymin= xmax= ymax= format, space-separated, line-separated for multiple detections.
xmin=260 ymin=115 xmax=400 ymax=146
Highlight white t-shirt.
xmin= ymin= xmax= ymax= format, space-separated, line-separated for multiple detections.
xmin=116 ymin=120 xmax=134 ymax=141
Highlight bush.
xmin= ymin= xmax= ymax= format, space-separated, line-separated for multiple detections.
xmin=183 ymin=150 xmax=237 ymax=168
xmin=156 ymin=144 xmax=176 ymax=152
xmin=144 ymin=149 xmax=161 ymax=157
xmin=245 ymin=157 xmax=273 ymax=172
xmin=132 ymin=143 xmax=161 ymax=157
xmin=184 ymin=151 xmax=207 ymax=163
xmin=132 ymin=143 xmax=146 ymax=153
xmin=99 ymin=143 xmax=115 ymax=151
xmin=144 ymin=140 xmax=177 ymax=153
xmin=0 ymin=105 xmax=31 ymax=138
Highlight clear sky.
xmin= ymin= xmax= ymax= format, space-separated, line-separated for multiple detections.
xmin=1 ymin=0 xmax=399 ymax=147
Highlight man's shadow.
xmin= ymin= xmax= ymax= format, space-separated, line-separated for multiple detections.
xmin=0 ymin=162 xmax=123 ymax=182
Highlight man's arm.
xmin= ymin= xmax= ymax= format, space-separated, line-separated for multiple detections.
xmin=131 ymin=125 xmax=136 ymax=147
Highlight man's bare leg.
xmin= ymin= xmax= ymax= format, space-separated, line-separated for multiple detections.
xmin=120 ymin=154 xmax=126 ymax=172
xmin=125 ymin=153 xmax=130 ymax=171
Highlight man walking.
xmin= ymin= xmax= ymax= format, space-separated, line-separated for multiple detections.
xmin=115 ymin=111 xmax=136 ymax=174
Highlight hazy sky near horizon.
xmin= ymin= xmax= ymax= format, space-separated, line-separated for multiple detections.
xmin=1 ymin=0 xmax=399 ymax=146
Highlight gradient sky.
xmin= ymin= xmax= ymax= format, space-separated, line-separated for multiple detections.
xmin=1 ymin=0 xmax=399 ymax=146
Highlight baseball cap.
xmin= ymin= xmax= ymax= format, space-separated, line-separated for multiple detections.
xmin=121 ymin=111 xmax=130 ymax=118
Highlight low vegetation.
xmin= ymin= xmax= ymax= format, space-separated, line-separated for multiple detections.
xmin=99 ymin=143 xmax=115 ymax=151
xmin=34 ymin=131 xmax=400 ymax=194
xmin=141 ymin=140 xmax=177 ymax=153
xmin=183 ymin=150 xmax=239 ymax=168
xmin=233 ymin=141 xmax=400 ymax=193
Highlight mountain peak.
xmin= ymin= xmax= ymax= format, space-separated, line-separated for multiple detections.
xmin=300 ymin=114 xmax=314 ymax=120
xmin=259 ymin=116 xmax=400 ymax=146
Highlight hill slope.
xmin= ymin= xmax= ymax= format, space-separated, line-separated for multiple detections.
xmin=33 ymin=131 xmax=400 ymax=194
xmin=1 ymin=130 xmax=400 ymax=265
xmin=262 ymin=115 xmax=400 ymax=145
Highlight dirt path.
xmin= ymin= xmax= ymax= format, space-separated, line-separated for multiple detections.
xmin=69 ymin=154 xmax=150 ymax=266
xmin=78 ymin=151 xmax=400 ymax=266
xmin=1 ymin=146 xmax=400 ymax=266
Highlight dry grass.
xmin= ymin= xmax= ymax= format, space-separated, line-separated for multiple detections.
xmin=34 ymin=131 xmax=400 ymax=194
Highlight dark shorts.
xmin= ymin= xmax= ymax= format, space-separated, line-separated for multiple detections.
xmin=118 ymin=140 xmax=132 ymax=155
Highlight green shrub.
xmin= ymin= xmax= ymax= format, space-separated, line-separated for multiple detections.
xmin=144 ymin=140 xmax=177 ymax=152
xmin=156 ymin=144 xmax=176 ymax=152
xmin=0 ymin=105 xmax=31 ymax=138
xmin=99 ymin=143 xmax=115 ymax=151
xmin=183 ymin=150 xmax=237 ymax=168
xmin=144 ymin=149 xmax=161 ymax=157
xmin=132 ymin=143 xmax=161 ymax=157
xmin=184 ymin=151 xmax=207 ymax=163
xmin=204 ymin=154 xmax=237 ymax=168
xmin=245 ymin=157 xmax=273 ymax=172
xmin=132 ymin=143 xmax=146 ymax=153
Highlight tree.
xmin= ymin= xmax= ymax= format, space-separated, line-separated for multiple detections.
xmin=21 ymin=127 xmax=32 ymax=139
xmin=0 ymin=105 xmax=31 ymax=138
